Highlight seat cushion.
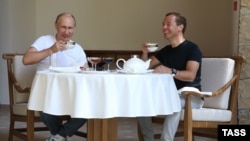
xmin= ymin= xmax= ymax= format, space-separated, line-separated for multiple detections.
xmin=180 ymin=108 xmax=232 ymax=122
xmin=201 ymin=58 xmax=235 ymax=109
xmin=13 ymin=103 xmax=40 ymax=117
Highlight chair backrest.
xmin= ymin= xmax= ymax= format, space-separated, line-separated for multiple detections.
xmin=3 ymin=53 xmax=37 ymax=104
xmin=13 ymin=55 xmax=37 ymax=103
xmin=201 ymin=58 xmax=235 ymax=109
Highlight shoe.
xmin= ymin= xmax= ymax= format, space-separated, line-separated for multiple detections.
xmin=46 ymin=135 xmax=54 ymax=141
xmin=46 ymin=134 xmax=67 ymax=141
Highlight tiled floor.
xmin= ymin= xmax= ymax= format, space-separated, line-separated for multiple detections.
xmin=0 ymin=105 xmax=216 ymax=141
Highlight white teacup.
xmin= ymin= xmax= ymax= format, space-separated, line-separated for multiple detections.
xmin=65 ymin=41 xmax=75 ymax=49
xmin=146 ymin=43 xmax=158 ymax=52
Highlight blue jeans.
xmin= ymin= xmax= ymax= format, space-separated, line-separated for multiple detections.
xmin=40 ymin=111 xmax=87 ymax=137
xmin=137 ymin=95 xmax=203 ymax=141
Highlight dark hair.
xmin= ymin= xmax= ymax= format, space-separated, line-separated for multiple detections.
xmin=55 ymin=12 xmax=76 ymax=26
xmin=165 ymin=12 xmax=186 ymax=33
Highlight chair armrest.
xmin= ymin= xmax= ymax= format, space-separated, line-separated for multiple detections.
xmin=181 ymin=91 xmax=208 ymax=97
xmin=9 ymin=69 xmax=30 ymax=93
xmin=181 ymin=75 xmax=238 ymax=98
xmin=14 ymin=85 xmax=31 ymax=93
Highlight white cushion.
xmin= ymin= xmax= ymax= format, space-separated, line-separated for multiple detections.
xmin=13 ymin=103 xmax=40 ymax=117
xmin=12 ymin=56 xmax=40 ymax=117
xmin=201 ymin=58 xmax=235 ymax=109
xmin=180 ymin=108 xmax=232 ymax=122
xmin=13 ymin=55 xmax=36 ymax=103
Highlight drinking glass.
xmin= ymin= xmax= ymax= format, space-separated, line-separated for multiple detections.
xmin=88 ymin=57 xmax=102 ymax=71
xmin=103 ymin=57 xmax=114 ymax=71
xmin=87 ymin=57 xmax=94 ymax=70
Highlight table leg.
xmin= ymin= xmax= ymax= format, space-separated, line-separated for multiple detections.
xmin=87 ymin=118 xmax=117 ymax=141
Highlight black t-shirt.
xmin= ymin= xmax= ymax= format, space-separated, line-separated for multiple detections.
xmin=155 ymin=40 xmax=202 ymax=90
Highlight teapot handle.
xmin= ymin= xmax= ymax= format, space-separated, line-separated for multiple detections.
xmin=116 ymin=58 xmax=126 ymax=70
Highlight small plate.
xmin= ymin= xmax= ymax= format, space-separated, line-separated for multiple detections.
xmin=65 ymin=44 xmax=75 ymax=49
xmin=49 ymin=66 xmax=81 ymax=73
xmin=117 ymin=69 xmax=154 ymax=74
xmin=81 ymin=70 xmax=110 ymax=74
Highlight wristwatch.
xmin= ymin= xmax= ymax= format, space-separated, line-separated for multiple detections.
xmin=171 ymin=68 xmax=177 ymax=76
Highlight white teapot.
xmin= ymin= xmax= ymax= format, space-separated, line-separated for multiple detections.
xmin=116 ymin=55 xmax=151 ymax=73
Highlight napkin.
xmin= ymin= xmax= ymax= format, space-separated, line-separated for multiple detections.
xmin=178 ymin=87 xmax=212 ymax=96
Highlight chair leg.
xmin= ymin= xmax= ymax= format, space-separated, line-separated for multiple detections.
xmin=184 ymin=96 xmax=192 ymax=141
xmin=8 ymin=117 xmax=14 ymax=141
xmin=27 ymin=110 xmax=35 ymax=141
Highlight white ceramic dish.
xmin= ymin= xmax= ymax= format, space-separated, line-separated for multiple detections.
xmin=146 ymin=43 xmax=158 ymax=52
xmin=81 ymin=70 xmax=110 ymax=74
xmin=147 ymin=46 xmax=158 ymax=52
xmin=65 ymin=41 xmax=75 ymax=49
xmin=146 ymin=43 xmax=157 ymax=46
xmin=117 ymin=69 xmax=154 ymax=74
xmin=49 ymin=66 xmax=81 ymax=73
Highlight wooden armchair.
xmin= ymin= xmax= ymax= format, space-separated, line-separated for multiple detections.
xmin=2 ymin=53 xmax=48 ymax=141
xmin=2 ymin=53 xmax=87 ymax=141
xmin=137 ymin=56 xmax=245 ymax=141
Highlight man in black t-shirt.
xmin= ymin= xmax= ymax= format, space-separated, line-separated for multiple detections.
xmin=137 ymin=12 xmax=203 ymax=141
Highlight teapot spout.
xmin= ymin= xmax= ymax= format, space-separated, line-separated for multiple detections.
xmin=145 ymin=59 xmax=152 ymax=69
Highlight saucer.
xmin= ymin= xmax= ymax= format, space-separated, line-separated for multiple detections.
xmin=81 ymin=70 xmax=110 ymax=74
xmin=49 ymin=66 xmax=81 ymax=73
xmin=117 ymin=69 xmax=154 ymax=74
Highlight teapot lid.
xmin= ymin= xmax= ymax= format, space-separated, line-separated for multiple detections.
xmin=131 ymin=54 xmax=140 ymax=58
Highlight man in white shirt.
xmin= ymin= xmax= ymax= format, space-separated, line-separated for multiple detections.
xmin=23 ymin=12 xmax=88 ymax=141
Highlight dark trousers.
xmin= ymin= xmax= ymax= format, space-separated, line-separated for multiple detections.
xmin=40 ymin=111 xmax=87 ymax=137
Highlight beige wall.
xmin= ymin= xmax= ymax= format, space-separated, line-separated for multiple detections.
xmin=0 ymin=0 xmax=238 ymax=104
xmin=9 ymin=0 xmax=36 ymax=53
xmin=0 ymin=0 xmax=35 ymax=104
xmin=35 ymin=0 xmax=236 ymax=56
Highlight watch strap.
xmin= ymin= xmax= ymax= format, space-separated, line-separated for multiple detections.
xmin=171 ymin=68 xmax=177 ymax=76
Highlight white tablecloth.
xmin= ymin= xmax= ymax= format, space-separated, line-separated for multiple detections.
xmin=28 ymin=70 xmax=181 ymax=118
